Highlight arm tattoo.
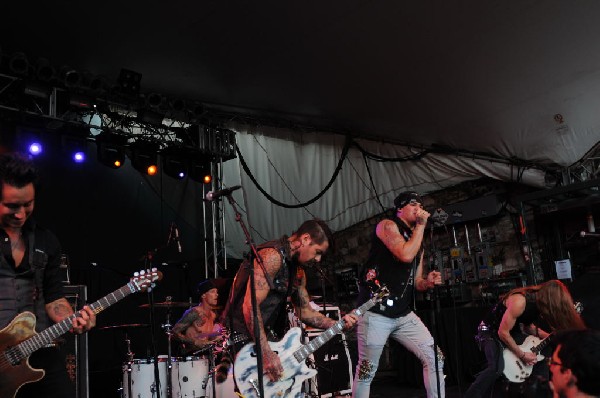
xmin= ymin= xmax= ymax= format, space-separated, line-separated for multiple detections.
xmin=173 ymin=310 xmax=200 ymax=334
xmin=380 ymin=220 xmax=404 ymax=248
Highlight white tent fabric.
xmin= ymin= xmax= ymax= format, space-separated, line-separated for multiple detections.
xmin=222 ymin=125 xmax=546 ymax=258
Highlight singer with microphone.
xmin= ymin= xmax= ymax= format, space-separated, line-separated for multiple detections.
xmin=353 ymin=191 xmax=444 ymax=398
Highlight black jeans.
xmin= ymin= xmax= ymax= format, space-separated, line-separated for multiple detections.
xmin=464 ymin=330 xmax=504 ymax=398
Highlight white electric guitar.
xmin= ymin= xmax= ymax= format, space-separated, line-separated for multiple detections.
xmin=502 ymin=334 xmax=552 ymax=383
xmin=234 ymin=287 xmax=389 ymax=398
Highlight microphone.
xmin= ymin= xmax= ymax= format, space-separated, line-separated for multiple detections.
xmin=580 ymin=231 xmax=600 ymax=237
xmin=173 ymin=224 xmax=182 ymax=253
xmin=205 ymin=185 xmax=242 ymax=201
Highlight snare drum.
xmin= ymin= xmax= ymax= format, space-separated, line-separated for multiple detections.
xmin=122 ymin=356 xmax=168 ymax=398
xmin=171 ymin=356 xmax=210 ymax=398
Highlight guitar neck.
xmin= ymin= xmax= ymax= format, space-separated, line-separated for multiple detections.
xmin=16 ymin=282 xmax=138 ymax=359
xmin=294 ymin=297 xmax=377 ymax=362
xmin=531 ymin=333 xmax=552 ymax=354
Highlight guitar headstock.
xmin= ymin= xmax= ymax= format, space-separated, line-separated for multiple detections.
xmin=371 ymin=285 xmax=390 ymax=303
xmin=131 ymin=268 xmax=163 ymax=292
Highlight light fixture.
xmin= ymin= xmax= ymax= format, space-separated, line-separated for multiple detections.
xmin=28 ymin=142 xmax=43 ymax=156
xmin=9 ymin=52 xmax=29 ymax=75
xmin=130 ymin=140 xmax=159 ymax=176
xmin=161 ymin=148 xmax=188 ymax=179
xmin=117 ymin=68 xmax=142 ymax=97
xmin=189 ymin=157 xmax=212 ymax=184
xmin=61 ymin=131 xmax=89 ymax=164
xmin=96 ymin=132 xmax=127 ymax=169
xmin=35 ymin=58 xmax=55 ymax=82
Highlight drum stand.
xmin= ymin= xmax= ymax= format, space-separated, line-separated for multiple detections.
xmin=124 ymin=331 xmax=135 ymax=398
xmin=162 ymin=304 xmax=175 ymax=398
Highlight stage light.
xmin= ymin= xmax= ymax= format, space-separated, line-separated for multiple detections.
xmin=35 ymin=58 xmax=55 ymax=82
xmin=28 ymin=142 xmax=43 ymax=156
xmin=189 ymin=158 xmax=212 ymax=184
xmin=96 ymin=132 xmax=127 ymax=169
xmin=72 ymin=151 xmax=86 ymax=163
xmin=162 ymin=150 xmax=188 ymax=180
xmin=117 ymin=68 xmax=142 ymax=97
xmin=60 ymin=66 xmax=81 ymax=88
xmin=130 ymin=141 xmax=159 ymax=176
xmin=9 ymin=52 xmax=29 ymax=75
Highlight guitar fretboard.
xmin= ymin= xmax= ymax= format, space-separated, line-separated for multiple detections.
xmin=13 ymin=283 xmax=137 ymax=361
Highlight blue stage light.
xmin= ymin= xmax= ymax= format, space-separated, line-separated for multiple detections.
xmin=73 ymin=151 xmax=86 ymax=163
xmin=28 ymin=142 xmax=43 ymax=156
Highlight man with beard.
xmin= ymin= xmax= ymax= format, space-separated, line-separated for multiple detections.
xmin=222 ymin=218 xmax=358 ymax=383
xmin=549 ymin=329 xmax=600 ymax=398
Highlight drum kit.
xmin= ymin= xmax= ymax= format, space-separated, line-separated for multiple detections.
xmin=100 ymin=300 xmax=223 ymax=398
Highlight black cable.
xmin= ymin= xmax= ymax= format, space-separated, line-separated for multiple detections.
xmin=236 ymin=136 xmax=352 ymax=208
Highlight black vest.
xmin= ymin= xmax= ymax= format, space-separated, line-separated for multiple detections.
xmin=358 ymin=218 xmax=416 ymax=318
xmin=224 ymin=236 xmax=298 ymax=340
xmin=0 ymin=224 xmax=53 ymax=332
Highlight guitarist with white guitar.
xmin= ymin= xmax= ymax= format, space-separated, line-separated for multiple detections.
xmin=0 ymin=153 xmax=97 ymax=398
xmin=464 ymin=280 xmax=585 ymax=398
xmin=220 ymin=219 xmax=358 ymax=397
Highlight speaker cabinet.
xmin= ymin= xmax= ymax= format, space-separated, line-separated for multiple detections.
xmin=306 ymin=332 xmax=353 ymax=397
xmin=62 ymin=285 xmax=89 ymax=398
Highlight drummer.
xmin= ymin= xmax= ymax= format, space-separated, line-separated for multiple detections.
xmin=173 ymin=279 xmax=224 ymax=354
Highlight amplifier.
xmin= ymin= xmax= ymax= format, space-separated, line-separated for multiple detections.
xmin=62 ymin=285 xmax=89 ymax=398
xmin=306 ymin=331 xmax=353 ymax=398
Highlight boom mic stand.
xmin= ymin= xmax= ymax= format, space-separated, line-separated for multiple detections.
xmin=224 ymin=193 xmax=273 ymax=398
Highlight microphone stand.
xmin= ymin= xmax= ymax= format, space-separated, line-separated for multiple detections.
xmin=428 ymin=224 xmax=443 ymax=398
xmin=224 ymin=193 xmax=272 ymax=398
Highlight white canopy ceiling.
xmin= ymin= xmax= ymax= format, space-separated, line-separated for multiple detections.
xmin=3 ymin=1 xmax=600 ymax=256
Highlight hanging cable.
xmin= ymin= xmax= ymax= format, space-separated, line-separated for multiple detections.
xmin=236 ymin=136 xmax=352 ymax=208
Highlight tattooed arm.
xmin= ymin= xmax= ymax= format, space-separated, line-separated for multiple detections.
xmin=293 ymin=269 xmax=336 ymax=330
xmin=242 ymin=247 xmax=284 ymax=381
xmin=293 ymin=269 xmax=358 ymax=331
xmin=46 ymin=297 xmax=96 ymax=334
xmin=376 ymin=218 xmax=425 ymax=263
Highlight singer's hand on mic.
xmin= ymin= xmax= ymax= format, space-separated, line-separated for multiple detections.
xmin=416 ymin=208 xmax=430 ymax=225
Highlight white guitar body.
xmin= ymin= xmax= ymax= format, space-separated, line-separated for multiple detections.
xmin=234 ymin=287 xmax=390 ymax=398
xmin=235 ymin=327 xmax=314 ymax=398
xmin=502 ymin=335 xmax=546 ymax=383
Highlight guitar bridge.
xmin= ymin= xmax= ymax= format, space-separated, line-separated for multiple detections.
xmin=248 ymin=378 xmax=262 ymax=398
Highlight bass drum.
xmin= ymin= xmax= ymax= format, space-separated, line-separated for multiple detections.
xmin=205 ymin=371 xmax=237 ymax=398
xmin=171 ymin=356 xmax=210 ymax=398
xmin=122 ymin=356 xmax=168 ymax=398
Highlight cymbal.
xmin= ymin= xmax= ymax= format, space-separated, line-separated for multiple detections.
xmin=99 ymin=323 xmax=149 ymax=330
xmin=139 ymin=302 xmax=197 ymax=309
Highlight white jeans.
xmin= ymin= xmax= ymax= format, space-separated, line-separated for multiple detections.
xmin=352 ymin=310 xmax=445 ymax=398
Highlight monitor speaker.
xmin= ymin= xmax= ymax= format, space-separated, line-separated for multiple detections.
xmin=62 ymin=285 xmax=89 ymax=398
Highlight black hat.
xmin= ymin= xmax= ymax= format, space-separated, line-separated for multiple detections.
xmin=196 ymin=279 xmax=217 ymax=296
xmin=394 ymin=191 xmax=422 ymax=209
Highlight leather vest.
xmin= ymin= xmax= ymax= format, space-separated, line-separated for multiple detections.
xmin=225 ymin=236 xmax=298 ymax=340
xmin=358 ymin=218 xmax=416 ymax=318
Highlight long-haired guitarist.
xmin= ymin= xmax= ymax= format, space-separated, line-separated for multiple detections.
xmin=0 ymin=153 xmax=96 ymax=398
xmin=464 ymin=279 xmax=585 ymax=397
xmin=221 ymin=219 xmax=358 ymax=384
